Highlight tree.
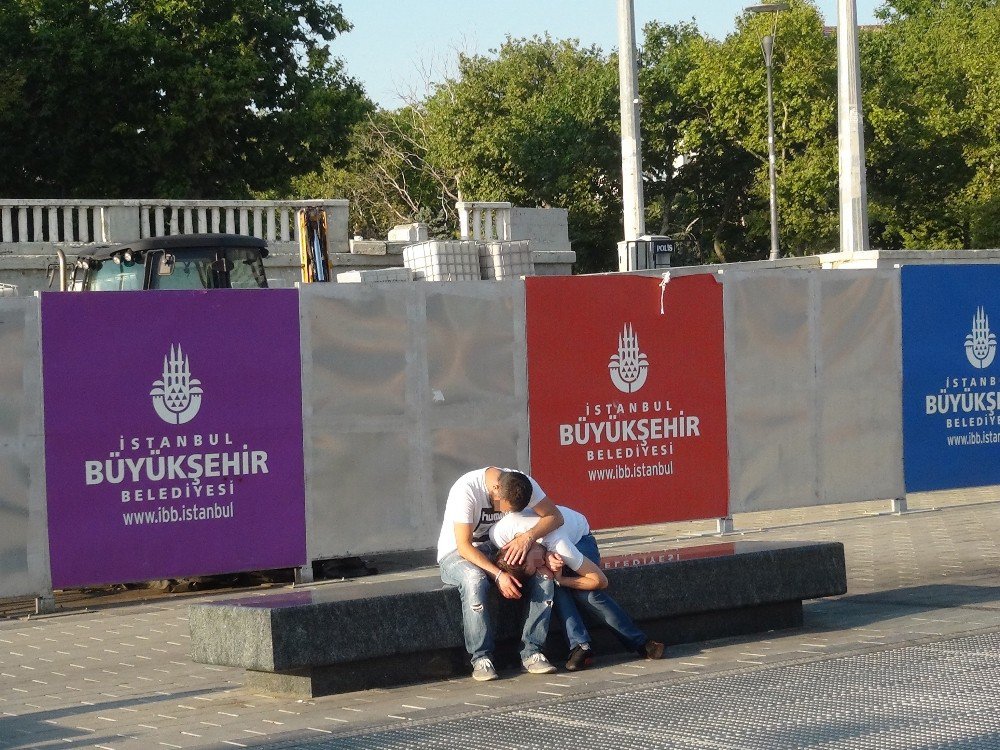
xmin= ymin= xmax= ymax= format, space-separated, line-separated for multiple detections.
xmin=0 ymin=0 xmax=371 ymax=199
xmin=421 ymin=36 xmax=623 ymax=272
xmin=308 ymin=0 xmax=1000 ymax=267
xmin=294 ymin=105 xmax=460 ymax=239
xmin=642 ymin=2 xmax=839 ymax=264
xmin=641 ymin=21 xmax=760 ymax=264
xmin=639 ymin=21 xmax=707 ymax=259
xmin=863 ymin=0 xmax=1000 ymax=249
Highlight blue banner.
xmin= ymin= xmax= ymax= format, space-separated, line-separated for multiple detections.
xmin=903 ymin=265 xmax=1000 ymax=491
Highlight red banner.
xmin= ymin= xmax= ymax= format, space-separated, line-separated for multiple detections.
xmin=526 ymin=274 xmax=728 ymax=529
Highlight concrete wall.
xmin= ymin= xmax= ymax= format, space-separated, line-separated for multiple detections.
xmin=0 ymin=199 xmax=349 ymax=296
xmin=509 ymin=207 xmax=571 ymax=253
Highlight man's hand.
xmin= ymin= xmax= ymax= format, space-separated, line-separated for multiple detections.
xmin=501 ymin=533 xmax=534 ymax=565
xmin=546 ymin=551 xmax=564 ymax=575
xmin=497 ymin=571 xmax=523 ymax=599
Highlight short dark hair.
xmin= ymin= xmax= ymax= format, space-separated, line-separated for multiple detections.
xmin=496 ymin=471 xmax=533 ymax=511
xmin=495 ymin=556 xmax=529 ymax=581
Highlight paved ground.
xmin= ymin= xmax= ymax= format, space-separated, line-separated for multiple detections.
xmin=3 ymin=487 xmax=1000 ymax=749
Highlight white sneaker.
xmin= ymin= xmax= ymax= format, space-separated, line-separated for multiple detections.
xmin=472 ymin=657 xmax=499 ymax=681
xmin=522 ymin=653 xmax=557 ymax=674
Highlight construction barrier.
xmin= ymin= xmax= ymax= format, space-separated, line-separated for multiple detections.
xmin=3 ymin=262 xmax=998 ymax=599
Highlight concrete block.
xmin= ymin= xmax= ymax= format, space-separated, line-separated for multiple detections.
xmin=349 ymin=240 xmax=388 ymax=256
xmin=480 ymin=240 xmax=534 ymax=279
xmin=403 ymin=240 xmax=481 ymax=281
xmin=324 ymin=203 xmax=350 ymax=255
xmin=385 ymin=241 xmax=409 ymax=255
xmin=101 ymin=206 xmax=138 ymax=242
xmin=335 ymin=267 xmax=414 ymax=285
xmin=388 ymin=223 xmax=429 ymax=243
xmin=509 ymin=208 xmax=570 ymax=252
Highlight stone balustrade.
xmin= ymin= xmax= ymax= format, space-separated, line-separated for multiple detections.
xmin=0 ymin=198 xmax=350 ymax=292
xmin=458 ymin=201 xmax=574 ymax=256
xmin=0 ymin=198 xmax=348 ymax=250
xmin=457 ymin=201 xmax=512 ymax=242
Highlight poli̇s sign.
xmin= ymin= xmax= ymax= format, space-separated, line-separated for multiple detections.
xmin=902 ymin=265 xmax=1000 ymax=491
xmin=41 ymin=290 xmax=306 ymax=588
xmin=526 ymin=274 xmax=728 ymax=529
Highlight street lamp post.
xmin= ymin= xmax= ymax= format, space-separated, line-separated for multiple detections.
xmin=747 ymin=3 xmax=788 ymax=261
xmin=762 ymin=34 xmax=779 ymax=261
xmin=837 ymin=0 xmax=870 ymax=255
xmin=616 ymin=0 xmax=645 ymax=271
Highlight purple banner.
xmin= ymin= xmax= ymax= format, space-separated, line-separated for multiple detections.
xmin=42 ymin=290 xmax=305 ymax=588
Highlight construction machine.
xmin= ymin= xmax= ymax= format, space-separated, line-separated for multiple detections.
xmin=49 ymin=234 xmax=270 ymax=292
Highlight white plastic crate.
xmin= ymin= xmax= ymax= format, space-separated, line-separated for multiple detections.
xmin=0 ymin=283 xmax=18 ymax=297
xmin=336 ymin=267 xmax=414 ymax=285
xmin=479 ymin=240 xmax=534 ymax=280
xmin=403 ymin=240 xmax=481 ymax=281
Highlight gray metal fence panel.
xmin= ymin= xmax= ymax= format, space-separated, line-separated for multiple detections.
xmin=0 ymin=297 xmax=49 ymax=598
xmin=300 ymin=281 xmax=529 ymax=561
xmin=425 ymin=282 xmax=529 ymax=528
xmin=726 ymin=269 xmax=904 ymax=513
xmin=816 ymin=270 xmax=904 ymax=504
xmin=725 ymin=270 xmax=819 ymax=511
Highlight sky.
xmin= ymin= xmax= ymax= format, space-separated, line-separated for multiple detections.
xmin=331 ymin=1 xmax=883 ymax=109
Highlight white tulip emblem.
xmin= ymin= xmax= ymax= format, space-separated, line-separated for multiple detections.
xmin=150 ymin=345 xmax=203 ymax=424
xmin=609 ymin=324 xmax=649 ymax=394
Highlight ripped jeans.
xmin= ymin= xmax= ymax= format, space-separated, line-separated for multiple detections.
xmin=555 ymin=533 xmax=646 ymax=652
xmin=440 ymin=544 xmax=554 ymax=664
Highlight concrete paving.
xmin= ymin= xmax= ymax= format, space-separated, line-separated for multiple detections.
xmin=2 ymin=486 xmax=1000 ymax=749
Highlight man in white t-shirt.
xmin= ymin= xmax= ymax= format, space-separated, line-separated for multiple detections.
xmin=490 ymin=505 xmax=665 ymax=672
xmin=437 ymin=467 xmax=563 ymax=681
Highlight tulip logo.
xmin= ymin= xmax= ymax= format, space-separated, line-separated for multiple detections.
xmin=965 ymin=307 xmax=996 ymax=370
xmin=609 ymin=323 xmax=648 ymax=393
xmin=151 ymin=345 xmax=203 ymax=424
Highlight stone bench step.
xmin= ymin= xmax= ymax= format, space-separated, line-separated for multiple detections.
xmin=188 ymin=540 xmax=846 ymax=696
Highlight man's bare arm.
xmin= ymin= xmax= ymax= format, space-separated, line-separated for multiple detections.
xmin=454 ymin=522 xmax=523 ymax=599
xmin=501 ymin=499 xmax=563 ymax=565
xmin=554 ymin=556 xmax=608 ymax=590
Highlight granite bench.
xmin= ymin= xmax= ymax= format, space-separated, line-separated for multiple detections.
xmin=188 ymin=540 xmax=846 ymax=697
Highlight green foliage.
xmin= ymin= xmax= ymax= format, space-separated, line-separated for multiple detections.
xmin=293 ymin=105 xmax=461 ymax=239
xmin=642 ymin=2 xmax=838 ymax=264
xmin=264 ymin=0 xmax=1000 ymax=263
xmin=301 ymin=36 xmax=624 ymax=269
xmin=864 ymin=0 xmax=1000 ymax=249
xmin=971 ymin=196 xmax=1000 ymax=248
xmin=10 ymin=0 xmax=998 ymax=264
xmin=0 ymin=0 xmax=371 ymax=198
xmin=422 ymin=36 xmax=622 ymax=272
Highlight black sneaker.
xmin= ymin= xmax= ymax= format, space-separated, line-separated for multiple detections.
xmin=565 ymin=644 xmax=594 ymax=672
xmin=640 ymin=640 xmax=665 ymax=660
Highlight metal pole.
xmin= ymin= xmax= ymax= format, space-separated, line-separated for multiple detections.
xmin=617 ymin=0 xmax=645 ymax=255
xmin=762 ymin=35 xmax=780 ymax=261
xmin=837 ymin=0 xmax=870 ymax=254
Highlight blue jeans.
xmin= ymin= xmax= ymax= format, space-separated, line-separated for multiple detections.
xmin=554 ymin=534 xmax=646 ymax=652
xmin=440 ymin=544 xmax=555 ymax=664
